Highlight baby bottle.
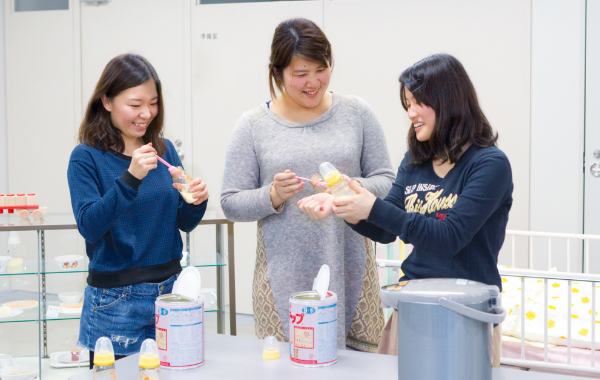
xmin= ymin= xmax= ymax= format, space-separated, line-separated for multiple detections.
xmin=319 ymin=162 xmax=356 ymax=198
xmin=169 ymin=166 xmax=196 ymax=204
xmin=92 ymin=337 xmax=117 ymax=380
xmin=7 ymin=231 xmax=23 ymax=274
xmin=138 ymin=339 xmax=160 ymax=380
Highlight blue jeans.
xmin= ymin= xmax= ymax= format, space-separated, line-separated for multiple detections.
xmin=77 ymin=275 xmax=177 ymax=356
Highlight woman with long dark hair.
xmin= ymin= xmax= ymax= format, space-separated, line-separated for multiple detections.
xmin=68 ymin=54 xmax=208 ymax=366
xmin=331 ymin=54 xmax=513 ymax=353
xmin=221 ymin=18 xmax=394 ymax=352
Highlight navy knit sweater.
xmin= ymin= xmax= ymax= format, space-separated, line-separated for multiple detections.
xmin=67 ymin=139 xmax=207 ymax=288
xmin=350 ymin=145 xmax=512 ymax=289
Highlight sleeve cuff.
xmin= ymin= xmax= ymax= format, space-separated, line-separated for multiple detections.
xmin=120 ymin=170 xmax=143 ymax=191
xmin=268 ymin=183 xmax=285 ymax=213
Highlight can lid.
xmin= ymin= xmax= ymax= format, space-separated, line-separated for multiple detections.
xmin=7 ymin=194 xmax=14 ymax=196
xmin=312 ymin=264 xmax=330 ymax=300
xmin=27 ymin=194 xmax=35 ymax=196
xmin=16 ymin=194 xmax=25 ymax=196
xmin=380 ymin=278 xmax=495 ymax=308
xmin=172 ymin=267 xmax=201 ymax=300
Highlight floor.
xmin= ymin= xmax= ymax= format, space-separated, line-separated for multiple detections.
xmin=7 ymin=313 xmax=256 ymax=380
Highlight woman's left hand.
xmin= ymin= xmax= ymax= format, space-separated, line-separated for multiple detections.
xmin=332 ymin=179 xmax=377 ymax=224
xmin=177 ymin=177 xmax=209 ymax=205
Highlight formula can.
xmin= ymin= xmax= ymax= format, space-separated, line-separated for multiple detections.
xmin=289 ymin=290 xmax=338 ymax=367
xmin=155 ymin=294 xmax=204 ymax=369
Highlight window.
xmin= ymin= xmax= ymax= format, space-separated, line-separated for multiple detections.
xmin=15 ymin=0 xmax=68 ymax=12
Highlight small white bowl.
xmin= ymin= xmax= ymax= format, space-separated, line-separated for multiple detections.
xmin=0 ymin=257 xmax=11 ymax=274
xmin=58 ymin=292 xmax=83 ymax=305
xmin=54 ymin=255 xmax=84 ymax=270
xmin=0 ymin=364 xmax=38 ymax=380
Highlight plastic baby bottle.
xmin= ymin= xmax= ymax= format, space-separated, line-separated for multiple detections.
xmin=7 ymin=231 xmax=23 ymax=274
xmin=93 ymin=337 xmax=117 ymax=380
xmin=138 ymin=339 xmax=160 ymax=380
xmin=319 ymin=162 xmax=356 ymax=198
xmin=169 ymin=166 xmax=196 ymax=204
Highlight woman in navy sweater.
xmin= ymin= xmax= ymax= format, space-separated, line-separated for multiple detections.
xmin=332 ymin=54 xmax=513 ymax=353
xmin=67 ymin=54 xmax=208 ymax=366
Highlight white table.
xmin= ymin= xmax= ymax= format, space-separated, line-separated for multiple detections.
xmin=68 ymin=333 xmax=588 ymax=380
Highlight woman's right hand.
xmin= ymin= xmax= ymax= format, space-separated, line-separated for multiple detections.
xmin=128 ymin=143 xmax=157 ymax=180
xmin=270 ymin=169 xmax=304 ymax=209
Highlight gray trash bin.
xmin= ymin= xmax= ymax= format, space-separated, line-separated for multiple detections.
xmin=380 ymin=278 xmax=506 ymax=380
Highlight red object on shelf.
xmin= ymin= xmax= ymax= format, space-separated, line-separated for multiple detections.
xmin=0 ymin=205 xmax=40 ymax=211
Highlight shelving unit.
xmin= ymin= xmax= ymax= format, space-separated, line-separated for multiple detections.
xmin=0 ymin=211 xmax=235 ymax=379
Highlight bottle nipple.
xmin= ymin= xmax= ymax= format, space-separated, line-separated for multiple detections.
xmin=139 ymin=339 xmax=160 ymax=368
xmin=262 ymin=336 xmax=280 ymax=360
xmin=319 ymin=162 xmax=342 ymax=186
xmin=93 ymin=337 xmax=115 ymax=366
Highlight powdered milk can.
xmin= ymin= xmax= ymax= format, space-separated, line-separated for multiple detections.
xmin=155 ymin=267 xmax=204 ymax=370
xmin=288 ymin=264 xmax=338 ymax=367
xmin=379 ymin=278 xmax=506 ymax=380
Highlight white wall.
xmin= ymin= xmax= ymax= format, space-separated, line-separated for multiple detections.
xmin=0 ymin=0 xmax=7 ymax=195
xmin=528 ymin=0 xmax=586 ymax=271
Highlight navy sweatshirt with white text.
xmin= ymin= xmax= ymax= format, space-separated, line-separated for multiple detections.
xmin=350 ymin=145 xmax=513 ymax=289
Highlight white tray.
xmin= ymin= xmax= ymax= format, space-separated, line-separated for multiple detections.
xmin=49 ymin=351 xmax=89 ymax=369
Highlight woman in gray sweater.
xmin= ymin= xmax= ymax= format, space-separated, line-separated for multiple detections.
xmin=220 ymin=18 xmax=394 ymax=352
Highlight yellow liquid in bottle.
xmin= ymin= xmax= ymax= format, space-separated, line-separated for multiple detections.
xmin=94 ymin=351 xmax=114 ymax=366
xmin=139 ymin=353 xmax=159 ymax=368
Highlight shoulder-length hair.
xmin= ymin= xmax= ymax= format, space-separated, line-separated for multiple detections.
xmin=399 ymin=54 xmax=497 ymax=165
xmin=268 ymin=18 xmax=333 ymax=100
xmin=78 ymin=54 xmax=166 ymax=156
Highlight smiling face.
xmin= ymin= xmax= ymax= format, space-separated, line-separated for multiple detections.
xmin=404 ymin=87 xmax=436 ymax=142
xmin=281 ymin=56 xmax=331 ymax=109
xmin=102 ymin=79 xmax=159 ymax=147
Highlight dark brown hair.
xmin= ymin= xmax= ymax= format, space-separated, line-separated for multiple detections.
xmin=268 ymin=18 xmax=333 ymax=100
xmin=399 ymin=54 xmax=498 ymax=165
xmin=78 ymin=54 xmax=166 ymax=156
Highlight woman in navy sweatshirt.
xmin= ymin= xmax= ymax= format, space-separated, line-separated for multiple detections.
xmin=331 ymin=54 xmax=513 ymax=353
xmin=67 ymin=54 xmax=208 ymax=366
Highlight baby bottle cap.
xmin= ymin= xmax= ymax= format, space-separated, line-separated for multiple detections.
xmin=262 ymin=336 xmax=280 ymax=360
xmin=8 ymin=232 xmax=20 ymax=244
xmin=139 ymin=339 xmax=160 ymax=368
xmin=93 ymin=337 xmax=115 ymax=366
xmin=319 ymin=162 xmax=342 ymax=187
xmin=312 ymin=264 xmax=330 ymax=300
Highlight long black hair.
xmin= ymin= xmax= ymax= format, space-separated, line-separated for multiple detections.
xmin=399 ymin=54 xmax=497 ymax=165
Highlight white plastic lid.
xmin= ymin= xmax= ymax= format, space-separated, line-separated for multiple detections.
xmin=312 ymin=264 xmax=330 ymax=300
xmin=172 ymin=267 xmax=202 ymax=300
xmin=319 ymin=162 xmax=341 ymax=186
xmin=8 ymin=231 xmax=20 ymax=245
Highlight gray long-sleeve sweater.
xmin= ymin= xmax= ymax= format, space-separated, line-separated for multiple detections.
xmin=221 ymin=92 xmax=395 ymax=348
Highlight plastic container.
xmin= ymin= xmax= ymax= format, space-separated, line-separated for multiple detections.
xmin=139 ymin=339 xmax=161 ymax=380
xmin=319 ymin=162 xmax=355 ymax=198
xmin=93 ymin=337 xmax=117 ymax=380
xmin=7 ymin=232 xmax=20 ymax=258
xmin=170 ymin=166 xmax=196 ymax=204
xmin=7 ymin=232 xmax=22 ymax=274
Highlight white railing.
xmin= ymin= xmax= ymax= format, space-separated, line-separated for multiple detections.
xmin=376 ymin=230 xmax=600 ymax=375
xmin=505 ymin=230 xmax=600 ymax=273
